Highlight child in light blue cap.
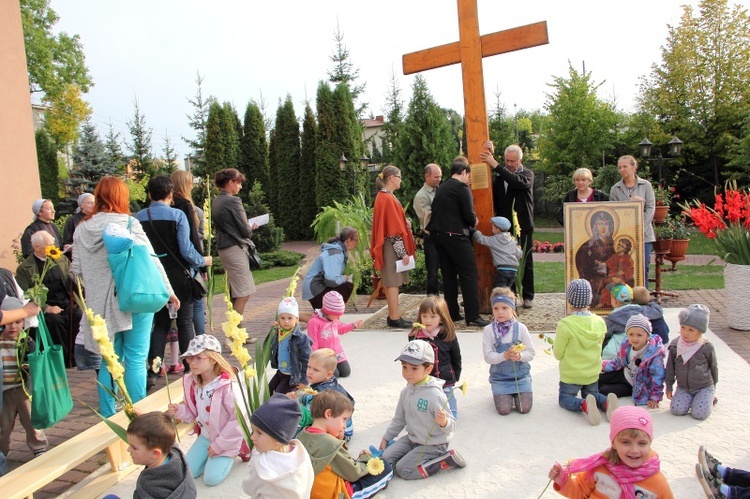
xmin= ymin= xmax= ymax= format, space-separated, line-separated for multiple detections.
xmin=473 ymin=216 xmax=523 ymax=289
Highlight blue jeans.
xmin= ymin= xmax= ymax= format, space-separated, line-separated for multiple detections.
xmin=186 ymin=434 xmax=234 ymax=486
xmin=193 ymin=297 xmax=205 ymax=335
xmin=558 ymin=381 xmax=606 ymax=413
xmin=98 ymin=313 xmax=153 ymax=417
xmin=444 ymin=386 xmax=458 ymax=419
xmin=644 ymin=242 xmax=653 ymax=287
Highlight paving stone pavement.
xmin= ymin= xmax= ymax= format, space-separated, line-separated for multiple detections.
xmin=6 ymin=241 xmax=746 ymax=497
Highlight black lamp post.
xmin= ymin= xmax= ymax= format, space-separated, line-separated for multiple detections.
xmin=338 ymin=153 xmax=370 ymax=193
xmin=638 ymin=136 xmax=683 ymax=184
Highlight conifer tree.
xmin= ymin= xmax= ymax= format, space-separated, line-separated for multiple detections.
xmin=327 ymin=22 xmax=367 ymax=117
xmin=183 ymin=71 xmax=215 ymax=173
xmin=299 ymin=103 xmax=318 ymax=239
xmin=245 ymin=181 xmax=284 ymax=252
xmin=333 ymin=83 xmax=368 ymax=201
xmin=204 ymin=101 xmax=239 ymax=177
xmin=395 ymin=75 xmax=456 ymax=203
xmin=103 ymin=123 xmax=124 ymax=173
xmin=240 ymin=101 xmax=270 ymax=197
xmin=126 ymin=98 xmax=156 ymax=178
xmin=271 ymin=96 xmax=302 ymax=239
xmin=315 ymin=82 xmax=347 ymax=209
xmin=72 ymin=118 xmax=112 ymax=182
xmin=36 ymin=129 xmax=59 ymax=203
xmin=161 ymin=134 xmax=179 ymax=174
xmin=381 ymin=70 xmax=404 ymax=165
xmin=267 ymin=128 xmax=279 ymax=215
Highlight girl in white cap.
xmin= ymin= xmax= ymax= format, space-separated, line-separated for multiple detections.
xmin=167 ymin=334 xmax=249 ymax=486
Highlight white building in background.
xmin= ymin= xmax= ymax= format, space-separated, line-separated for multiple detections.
xmin=362 ymin=115 xmax=385 ymax=157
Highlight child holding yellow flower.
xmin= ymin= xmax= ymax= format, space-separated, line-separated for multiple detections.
xmin=482 ymin=287 xmax=536 ymax=415
xmin=298 ymin=389 xmax=393 ymax=498
xmin=408 ymin=295 xmax=462 ymax=418
xmin=166 ymin=335 xmax=250 ymax=486
xmin=269 ymin=297 xmax=312 ymax=395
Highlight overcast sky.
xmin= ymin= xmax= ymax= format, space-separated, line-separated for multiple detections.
xmin=51 ymin=0 xmax=749 ymax=163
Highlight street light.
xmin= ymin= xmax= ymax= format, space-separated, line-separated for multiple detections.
xmin=338 ymin=153 xmax=370 ymax=193
xmin=338 ymin=154 xmax=349 ymax=171
xmin=638 ymin=136 xmax=683 ymax=184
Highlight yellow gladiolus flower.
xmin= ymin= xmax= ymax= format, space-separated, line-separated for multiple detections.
xmin=234 ymin=348 xmax=251 ymax=367
xmin=243 ymin=366 xmax=256 ymax=380
xmin=366 ymin=457 xmax=385 ymax=475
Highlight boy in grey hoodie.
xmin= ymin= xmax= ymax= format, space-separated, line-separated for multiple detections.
xmin=380 ymin=340 xmax=466 ymax=480
xmin=473 ymin=216 xmax=523 ymax=289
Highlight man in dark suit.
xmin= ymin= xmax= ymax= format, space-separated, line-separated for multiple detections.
xmin=480 ymin=141 xmax=535 ymax=308
xmin=426 ymin=157 xmax=490 ymax=327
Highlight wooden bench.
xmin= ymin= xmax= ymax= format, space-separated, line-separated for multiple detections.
xmin=1 ymin=379 xmax=190 ymax=499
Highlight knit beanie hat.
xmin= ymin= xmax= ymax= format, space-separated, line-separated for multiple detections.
xmin=609 ymin=283 xmax=633 ymax=303
xmin=490 ymin=216 xmax=511 ymax=231
xmin=566 ymin=279 xmax=592 ymax=309
xmin=278 ymin=297 xmax=299 ymax=318
xmin=678 ymin=304 xmax=710 ymax=333
xmin=625 ymin=314 xmax=652 ymax=334
xmin=322 ymin=291 xmax=346 ymax=316
xmin=609 ymin=406 xmax=653 ymax=443
xmin=251 ymin=393 xmax=302 ymax=444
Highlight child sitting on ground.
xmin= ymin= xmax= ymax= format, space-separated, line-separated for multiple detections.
xmin=242 ymin=394 xmax=314 ymax=498
xmin=554 ymin=280 xmax=617 ymax=426
xmin=665 ymin=304 xmax=718 ymax=420
xmin=124 ymin=411 xmax=196 ymax=499
xmin=472 ymin=216 xmax=523 ymax=289
xmin=380 ymin=340 xmax=465 ymax=479
xmin=298 ymin=389 xmax=393 ymax=498
xmin=294 ymin=348 xmax=355 ymax=440
xmin=632 ymin=285 xmax=670 ymax=345
xmin=0 ymin=297 xmax=48 ymax=461
xmin=603 ymin=283 xmax=642 ymax=360
xmin=482 ymin=287 xmax=535 ymax=415
xmin=696 ymin=445 xmax=748 ymax=499
xmin=306 ymin=291 xmax=363 ymax=378
xmin=167 ymin=335 xmax=249 ymax=486
xmin=600 ymin=314 xmax=666 ymax=408
xmin=548 ymin=406 xmax=674 ymax=498
xmin=269 ymin=297 xmax=312 ymax=394
xmin=408 ymin=295 xmax=462 ymax=418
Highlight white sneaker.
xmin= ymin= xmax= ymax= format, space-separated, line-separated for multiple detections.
xmin=606 ymin=393 xmax=618 ymax=421
xmin=584 ymin=394 xmax=601 ymax=426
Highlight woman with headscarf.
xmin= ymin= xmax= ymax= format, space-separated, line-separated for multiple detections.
xmin=21 ymin=199 xmax=62 ymax=258
xmin=62 ymin=193 xmax=95 ymax=254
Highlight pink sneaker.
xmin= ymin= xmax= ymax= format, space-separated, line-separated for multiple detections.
xmin=169 ymin=364 xmax=185 ymax=374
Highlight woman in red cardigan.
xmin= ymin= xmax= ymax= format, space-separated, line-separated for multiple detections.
xmin=370 ymin=165 xmax=416 ymax=328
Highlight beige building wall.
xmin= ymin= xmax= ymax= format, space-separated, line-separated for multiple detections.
xmin=0 ymin=0 xmax=41 ymax=269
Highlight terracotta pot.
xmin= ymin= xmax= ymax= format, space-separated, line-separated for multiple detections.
xmin=668 ymin=238 xmax=690 ymax=259
xmin=652 ymin=238 xmax=672 ymax=254
xmin=653 ymin=204 xmax=669 ymax=224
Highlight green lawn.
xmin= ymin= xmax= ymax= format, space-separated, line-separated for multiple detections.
xmin=210 ymin=266 xmax=300 ymax=295
xmin=534 ymin=262 xmax=723 ymax=293
xmin=536 ymin=229 xmax=716 ymax=256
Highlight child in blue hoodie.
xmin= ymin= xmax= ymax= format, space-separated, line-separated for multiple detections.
xmin=600 ymin=314 xmax=666 ymax=408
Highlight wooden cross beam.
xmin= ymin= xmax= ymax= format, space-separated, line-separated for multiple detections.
xmin=402 ymin=0 xmax=548 ymax=312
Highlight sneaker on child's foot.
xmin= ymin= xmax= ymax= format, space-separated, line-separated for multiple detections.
xmin=417 ymin=449 xmax=467 ymax=477
xmin=33 ymin=449 xmax=46 ymax=457
xmin=699 ymin=445 xmax=722 ymax=478
xmin=695 ymin=463 xmax=725 ymax=498
xmin=583 ymin=394 xmax=601 ymax=426
xmin=605 ymin=393 xmax=618 ymax=421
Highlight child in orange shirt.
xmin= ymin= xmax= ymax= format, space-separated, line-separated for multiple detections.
xmin=548 ymin=406 xmax=673 ymax=498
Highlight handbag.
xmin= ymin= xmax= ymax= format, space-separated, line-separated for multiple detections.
xmin=28 ymin=313 xmax=74 ymax=429
xmin=147 ymin=208 xmax=207 ymax=300
xmin=107 ymin=218 xmax=170 ymax=313
xmin=247 ymin=241 xmax=262 ymax=270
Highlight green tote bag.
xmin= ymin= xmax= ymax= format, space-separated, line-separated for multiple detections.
xmin=28 ymin=313 xmax=74 ymax=429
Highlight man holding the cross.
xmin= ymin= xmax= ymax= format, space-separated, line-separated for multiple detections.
xmin=480 ymin=141 xmax=535 ymax=308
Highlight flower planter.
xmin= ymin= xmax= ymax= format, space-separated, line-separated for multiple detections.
xmin=725 ymin=263 xmax=750 ymax=330
xmin=653 ymin=204 xmax=669 ymax=224
xmin=668 ymin=239 xmax=689 ymax=259
xmin=652 ymin=238 xmax=672 ymax=254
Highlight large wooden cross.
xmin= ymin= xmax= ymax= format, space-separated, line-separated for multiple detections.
xmin=403 ymin=0 xmax=548 ymax=312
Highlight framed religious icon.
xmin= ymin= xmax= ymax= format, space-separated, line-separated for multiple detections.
xmin=563 ymin=201 xmax=645 ymax=314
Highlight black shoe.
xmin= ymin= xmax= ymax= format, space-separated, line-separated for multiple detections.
xmin=146 ymin=375 xmax=157 ymax=392
xmin=466 ymin=317 xmax=490 ymax=327
xmin=451 ymin=315 xmax=464 ymax=322
xmin=387 ymin=317 xmax=412 ymax=329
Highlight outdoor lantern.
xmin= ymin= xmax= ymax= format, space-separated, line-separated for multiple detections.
xmin=360 ymin=154 xmax=370 ymax=171
xmin=639 ymin=137 xmax=653 ymax=158
xmin=338 ymin=154 xmax=349 ymax=171
xmin=668 ymin=136 xmax=683 ymax=157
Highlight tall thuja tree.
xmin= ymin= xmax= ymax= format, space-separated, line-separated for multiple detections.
xmin=380 ymin=70 xmax=404 ymax=164
xmin=299 ymin=102 xmax=318 ymax=238
xmin=272 ymin=96 xmax=302 ymax=239
xmin=240 ymin=101 xmax=270 ymax=199
xmin=103 ymin=122 xmax=125 ymax=173
xmin=224 ymin=102 xmax=241 ymax=167
xmin=640 ymin=0 xmax=750 ymax=193
xmin=126 ymin=98 xmax=156 ymax=178
xmin=537 ymin=63 xmax=616 ymax=176
xmin=245 ymin=181 xmax=284 ymax=252
xmin=267 ymin=128 xmax=279 ymax=215
xmin=395 ymin=75 xmax=455 ymax=203
xmin=183 ymin=71 xmax=215 ymax=174
xmin=204 ymin=101 xmax=239 ymax=177
xmin=36 ymin=129 xmax=59 ymax=203
xmin=332 ymin=82 xmax=367 ymax=202
xmin=72 ymin=118 xmax=112 ymax=182
xmin=315 ymin=82 xmax=347 ymax=209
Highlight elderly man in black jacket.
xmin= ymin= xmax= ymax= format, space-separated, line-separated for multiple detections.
xmin=427 ymin=157 xmax=490 ymax=328
xmin=480 ymin=141 xmax=535 ymax=308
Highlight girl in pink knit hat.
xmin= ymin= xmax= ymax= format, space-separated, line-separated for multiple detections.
xmin=548 ymin=406 xmax=674 ymax=498
xmin=305 ymin=291 xmax=363 ymax=378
